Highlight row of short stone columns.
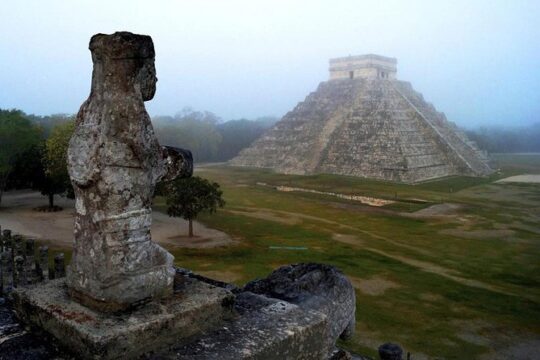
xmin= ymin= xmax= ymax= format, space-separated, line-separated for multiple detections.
xmin=0 ymin=227 xmax=66 ymax=296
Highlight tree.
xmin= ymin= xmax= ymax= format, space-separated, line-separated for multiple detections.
xmin=0 ymin=109 xmax=42 ymax=206
xmin=39 ymin=120 xmax=75 ymax=209
xmin=6 ymin=143 xmax=47 ymax=191
xmin=165 ymin=176 xmax=225 ymax=237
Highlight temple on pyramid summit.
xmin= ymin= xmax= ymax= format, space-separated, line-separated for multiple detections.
xmin=230 ymin=54 xmax=493 ymax=183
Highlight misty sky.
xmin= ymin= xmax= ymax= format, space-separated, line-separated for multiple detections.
xmin=1 ymin=0 xmax=539 ymax=128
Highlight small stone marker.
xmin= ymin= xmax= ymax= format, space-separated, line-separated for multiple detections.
xmin=1 ymin=248 xmax=13 ymax=294
xmin=13 ymin=235 xmax=23 ymax=258
xmin=25 ymin=238 xmax=36 ymax=284
xmin=14 ymin=256 xmax=26 ymax=287
xmin=54 ymin=253 xmax=65 ymax=279
xmin=37 ymin=246 xmax=49 ymax=281
xmin=2 ymin=229 xmax=11 ymax=251
xmin=378 ymin=342 xmax=403 ymax=360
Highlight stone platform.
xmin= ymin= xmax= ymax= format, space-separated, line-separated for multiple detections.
xmin=171 ymin=292 xmax=329 ymax=359
xmin=11 ymin=275 xmax=234 ymax=360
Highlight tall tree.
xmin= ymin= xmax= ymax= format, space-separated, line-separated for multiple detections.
xmin=0 ymin=109 xmax=42 ymax=206
xmin=165 ymin=176 xmax=225 ymax=237
xmin=39 ymin=120 xmax=75 ymax=208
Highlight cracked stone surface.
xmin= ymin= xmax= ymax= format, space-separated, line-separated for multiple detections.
xmin=66 ymin=32 xmax=192 ymax=310
xmin=3 ymin=265 xmax=360 ymax=360
xmin=242 ymin=263 xmax=356 ymax=354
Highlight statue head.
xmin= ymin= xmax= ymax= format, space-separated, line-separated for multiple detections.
xmin=89 ymin=32 xmax=157 ymax=101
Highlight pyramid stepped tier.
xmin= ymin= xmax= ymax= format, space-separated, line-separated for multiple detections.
xmin=230 ymin=78 xmax=493 ymax=183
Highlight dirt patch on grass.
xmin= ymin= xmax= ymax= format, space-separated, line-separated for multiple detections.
xmin=196 ymin=270 xmax=242 ymax=283
xmin=481 ymin=339 xmax=540 ymax=360
xmin=439 ymin=228 xmax=516 ymax=240
xmin=0 ymin=190 xmax=233 ymax=249
xmin=364 ymin=248 xmax=525 ymax=299
xmin=419 ymin=292 xmax=444 ymax=302
xmin=350 ymin=275 xmax=401 ymax=296
xmin=224 ymin=209 xmax=300 ymax=225
xmin=408 ymin=203 xmax=462 ymax=217
xmin=496 ymin=174 xmax=540 ymax=184
xmin=332 ymin=233 xmax=364 ymax=247
xmin=453 ymin=319 xmax=540 ymax=360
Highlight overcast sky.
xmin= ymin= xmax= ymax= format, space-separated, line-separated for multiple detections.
xmin=1 ymin=0 xmax=539 ymax=127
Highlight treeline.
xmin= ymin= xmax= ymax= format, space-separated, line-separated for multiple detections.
xmin=0 ymin=107 xmax=276 ymax=207
xmin=0 ymin=109 xmax=74 ymax=207
xmin=153 ymin=108 xmax=277 ymax=162
xmin=3 ymin=106 xmax=536 ymax=208
xmin=465 ymin=123 xmax=540 ymax=153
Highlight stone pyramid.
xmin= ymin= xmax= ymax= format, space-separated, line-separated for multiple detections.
xmin=230 ymin=54 xmax=492 ymax=183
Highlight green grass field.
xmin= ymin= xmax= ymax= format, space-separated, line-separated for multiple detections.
xmin=154 ymin=154 xmax=540 ymax=359
xmin=33 ymin=154 xmax=539 ymax=358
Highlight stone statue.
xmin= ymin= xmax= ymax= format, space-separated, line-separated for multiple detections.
xmin=66 ymin=32 xmax=192 ymax=311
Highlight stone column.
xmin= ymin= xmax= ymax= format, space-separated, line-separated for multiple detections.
xmin=25 ymin=238 xmax=36 ymax=284
xmin=36 ymin=246 xmax=49 ymax=281
xmin=54 ymin=253 xmax=66 ymax=279
xmin=0 ymin=238 xmax=13 ymax=294
xmin=3 ymin=229 xmax=12 ymax=252
xmin=13 ymin=235 xmax=23 ymax=257
xmin=14 ymin=255 xmax=27 ymax=287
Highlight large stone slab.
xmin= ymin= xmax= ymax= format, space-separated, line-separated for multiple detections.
xmin=168 ymin=292 xmax=330 ymax=360
xmin=11 ymin=276 xmax=234 ymax=360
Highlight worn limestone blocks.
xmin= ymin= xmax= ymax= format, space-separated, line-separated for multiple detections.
xmin=173 ymin=291 xmax=329 ymax=359
xmin=12 ymin=274 xmax=235 ymax=360
xmin=171 ymin=263 xmax=356 ymax=360
xmin=242 ymin=264 xmax=356 ymax=348
xmin=66 ymin=32 xmax=192 ymax=310
xmin=11 ymin=264 xmax=356 ymax=360
xmin=231 ymin=75 xmax=493 ymax=183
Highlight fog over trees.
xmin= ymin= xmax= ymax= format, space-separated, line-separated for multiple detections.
xmin=152 ymin=108 xmax=278 ymax=162
xmin=0 ymin=107 xmax=538 ymax=205
xmin=465 ymin=124 xmax=540 ymax=154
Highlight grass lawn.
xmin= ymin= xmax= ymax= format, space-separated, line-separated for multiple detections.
xmin=29 ymin=154 xmax=539 ymax=358
xmin=157 ymin=153 xmax=540 ymax=359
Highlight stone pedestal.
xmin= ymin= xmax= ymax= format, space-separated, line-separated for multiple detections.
xmin=12 ymin=275 xmax=234 ymax=360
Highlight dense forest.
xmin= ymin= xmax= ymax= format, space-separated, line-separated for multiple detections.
xmin=0 ymin=107 xmax=538 ymax=206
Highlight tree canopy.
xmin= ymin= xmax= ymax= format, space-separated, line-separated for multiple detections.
xmin=0 ymin=109 xmax=42 ymax=205
xmin=39 ymin=120 xmax=75 ymax=208
xmin=165 ymin=176 xmax=225 ymax=237
xmin=153 ymin=108 xmax=277 ymax=163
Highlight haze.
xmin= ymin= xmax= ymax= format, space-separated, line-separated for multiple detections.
xmin=1 ymin=0 xmax=539 ymax=128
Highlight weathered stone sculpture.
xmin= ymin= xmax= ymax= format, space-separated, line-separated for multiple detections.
xmin=243 ymin=263 xmax=356 ymax=354
xmin=66 ymin=32 xmax=192 ymax=310
xmin=9 ymin=32 xmax=358 ymax=360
